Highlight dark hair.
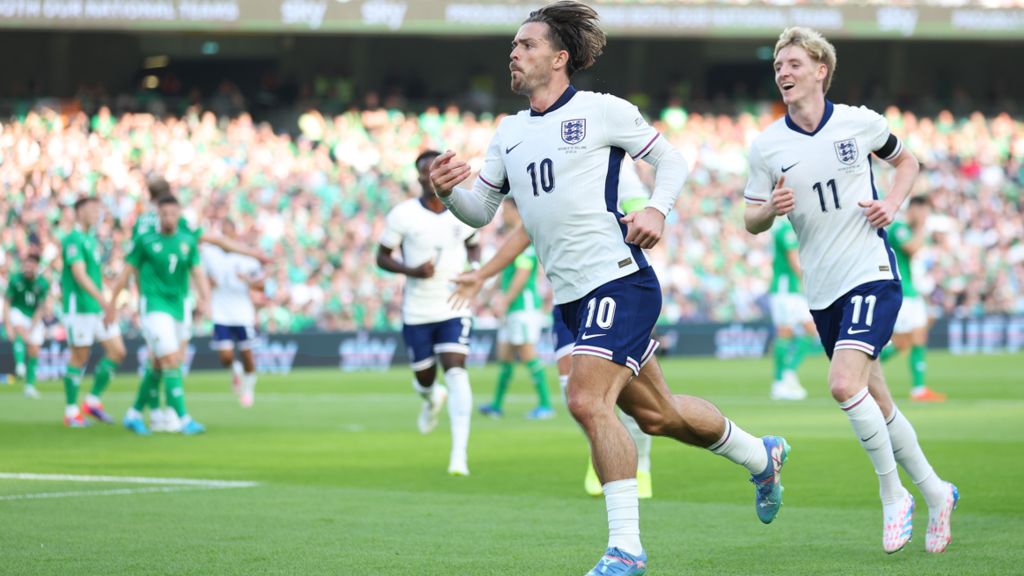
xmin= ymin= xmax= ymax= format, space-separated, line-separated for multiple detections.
xmin=148 ymin=176 xmax=171 ymax=200
xmin=415 ymin=150 xmax=441 ymax=169
xmin=523 ymin=1 xmax=606 ymax=77
xmin=25 ymin=253 xmax=41 ymax=263
xmin=157 ymin=195 xmax=180 ymax=207
xmin=909 ymin=196 xmax=930 ymax=208
xmin=73 ymin=196 xmax=96 ymax=211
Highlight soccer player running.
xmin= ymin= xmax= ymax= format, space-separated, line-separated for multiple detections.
xmin=451 ymin=159 xmax=656 ymax=499
xmin=59 ymin=197 xmax=126 ymax=427
xmin=476 ymin=199 xmax=554 ymax=420
xmin=201 ymin=220 xmax=265 ymax=407
xmin=5 ymin=254 xmax=52 ymax=399
xmin=432 ymin=3 xmax=789 ymax=573
xmin=768 ymin=218 xmax=814 ymax=400
xmin=879 ymin=196 xmax=946 ymax=402
xmin=111 ymin=196 xmax=211 ymax=436
xmin=377 ymin=150 xmax=480 ymax=477
xmin=743 ymin=27 xmax=957 ymax=554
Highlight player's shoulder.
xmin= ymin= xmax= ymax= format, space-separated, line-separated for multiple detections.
xmin=832 ymin=102 xmax=884 ymax=124
xmin=750 ymin=116 xmax=791 ymax=150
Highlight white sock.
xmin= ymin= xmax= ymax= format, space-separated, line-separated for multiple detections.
xmin=559 ymin=374 xmax=569 ymax=406
xmin=65 ymin=405 xmax=80 ymax=418
xmin=886 ymin=407 xmax=947 ymax=508
xmin=604 ymin=479 xmax=643 ymax=556
xmin=445 ymin=368 xmax=472 ymax=464
xmin=126 ymin=407 xmax=142 ymax=420
xmin=708 ymin=419 xmax=768 ymax=476
xmin=242 ymin=373 xmax=257 ymax=396
xmin=840 ymin=388 xmax=902 ymax=504
xmin=85 ymin=394 xmax=101 ymax=407
xmin=620 ymin=413 xmax=651 ymax=474
xmin=232 ymin=360 xmax=244 ymax=378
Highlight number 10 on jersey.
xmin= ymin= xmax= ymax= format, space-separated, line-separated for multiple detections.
xmin=527 ymin=159 xmax=554 ymax=196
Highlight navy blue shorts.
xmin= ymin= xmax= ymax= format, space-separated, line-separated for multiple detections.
xmin=402 ymin=317 xmax=472 ymax=371
xmin=811 ymin=280 xmax=902 ymax=360
xmin=555 ymin=267 xmax=661 ymax=375
xmin=211 ymin=324 xmax=257 ymax=351
xmin=551 ymin=310 xmax=575 ymax=361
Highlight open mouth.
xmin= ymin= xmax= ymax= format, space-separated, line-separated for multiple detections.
xmin=781 ymin=82 xmax=795 ymax=92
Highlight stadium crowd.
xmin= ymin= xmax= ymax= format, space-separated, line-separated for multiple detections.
xmin=0 ymin=100 xmax=1021 ymax=336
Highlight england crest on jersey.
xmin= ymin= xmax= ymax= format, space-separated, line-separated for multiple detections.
xmin=834 ymin=138 xmax=858 ymax=165
xmin=561 ymin=119 xmax=586 ymax=145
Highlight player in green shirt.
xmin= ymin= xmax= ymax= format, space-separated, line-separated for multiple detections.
xmin=59 ymin=197 xmax=127 ymax=428
xmin=880 ymin=196 xmax=945 ymax=402
xmin=767 ymin=218 xmax=816 ymax=401
xmin=111 ymin=196 xmax=212 ymax=435
xmin=4 ymin=254 xmax=52 ymax=398
xmin=134 ymin=177 xmax=267 ymax=432
xmin=477 ymin=200 xmax=552 ymax=420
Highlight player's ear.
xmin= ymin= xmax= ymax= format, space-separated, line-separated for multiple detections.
xmin=552 ymin=49 xmax=569 ymax=71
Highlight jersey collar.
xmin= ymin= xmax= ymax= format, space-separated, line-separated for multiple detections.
xmin=784 ymin=99 xmax=834 ymax=137
xmin=530 ymin=85 xmax=577 ymax=117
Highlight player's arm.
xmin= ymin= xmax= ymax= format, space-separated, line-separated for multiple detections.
xmin=495 ymin=259 xmax=533 ymax=317
xmin=190 ymin=265 xmax=212 ymax=320
xmin=858 ymin=114 xmax=920 ymax=228
xmin=199 ymin=233 xmax=271 ymax=265
xmin=376 ymin=244 xmax=433 ymax=279
xmin=449 ymin=224 xmax=531 ymax=310
xmin=743 ymin=143 xmax=792 ymax=234
xmin=70 ymin=262 xmax=111 ymax=312
xmin=604 ymin=97 xmax=688 ymax=249
xmin=432 ymin=130 xmax=508 ymax=228
xmin=2 ymin=297 xmax=12 ymax=341
xmin=901 ymin=223 xmax=927 ymax=256
xmin=786 ymin=249 xmax=803 ymax=280
xmin=31 ymin=282 xmax=52 ymax=327
xmin=107 ymin=263 xmax=135 ymax=309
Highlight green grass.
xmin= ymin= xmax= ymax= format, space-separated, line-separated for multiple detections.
xmin=1 ymin=352 xmax=1022 ymax=575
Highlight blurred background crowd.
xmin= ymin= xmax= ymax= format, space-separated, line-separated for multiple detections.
xmin=1 ymin=92 xmax=1021 ymax=337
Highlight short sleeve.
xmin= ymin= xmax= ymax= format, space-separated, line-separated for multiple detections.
xmin=603 ymin=95 xmax=661 ymax=160
xmin=477 ymin=130 xmax=509 ymax=195
xmin=743 ymin=142 xmax=772 ymax=205
xmin=861 ymin=106 xmax=901 ymax=161
xmin=63 ymin=236 xmax=83 ymax=266
xmin=379 ymin=207 xmax=405 ymax=249
xmin=40 ymin=276 xmax=51 ymax=294
xmin=125 ymin=238 xmax=143 ymax=268
xmin=187 ymin=237 xmax=201 ymax=268
xmin=890 ymin=223 xmax=911 ymax=249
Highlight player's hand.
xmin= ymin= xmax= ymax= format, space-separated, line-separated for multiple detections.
xmin=411 ymin=261 xmax=435 ymax=279
xmin=858 ymin=198 xmax=897 ymax=229
xmin=620 ymin=207 xmax=665 ymax=249
xmin=769 ymin=176 xmax=795 ymax=216
xmin=491 ymin=295 xmax=509 ymax=318
xmin=429 ymin=150 xmax=471 ymax=197
xmin=448 ymin=271 xmax=484 ymax=310
xmin=196 ymin=299 xmax=211 ymax=321
xmin=102 ymin=304 xmax=118 ymax=328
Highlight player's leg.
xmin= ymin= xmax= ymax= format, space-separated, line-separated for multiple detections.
xmin=481 ymin=336 xmax=513 ymax=417
xmin=517 ymin=312 xmax=552 ymax=419
xmin=237 ymin=326 xmax=259 ymax=407
xmin=908 ymin=299 xmax=944 ymax=402
xmin=165 ymin=317 xmax=203 ymax=435
xmin=868 ymin=361 xmax=958 ymax=552
xmin=437 ymin=317 xmax=473 ymax=476
xmin=82 ymin=330 xmax=125 ymax=424
xmin=125 ymin=313 xmax=172 ymax=435
xmin=880 ymin=301 xmax=913 ymax=363
xmin=61 ymin=314 xmax=92 ymax=427
xmin=404 ymin=322 xmax=447 ymax=435
xmin=12 ymin=327 xmax=27 ymax=381
xmin=619 ymin=411 xmax=652 ymax=499
xmin=617 ymin=355 xmax=786 ymax=522
xmin=826 ymin=281 xmax=914 ymax=552
xmin=212 ymin=324 xmax=241 ymax=393
xmin=24 ymin=324 xmax=43 ymax=398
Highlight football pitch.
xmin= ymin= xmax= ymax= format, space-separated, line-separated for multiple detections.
xmin=1 ymin=352 xmax=1021 ymax=575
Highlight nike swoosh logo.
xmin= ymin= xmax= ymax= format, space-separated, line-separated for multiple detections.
xmin=847 ymin=328 xmax=870 ymax=335
xmin=580 ymin=333 xmax=606 ymax=341
xmin=505 ymin=142 xmax=523 ymax=154
xmin=781 ymin=162 xmax=799 ymax=173
xmin=860 ymin=431 xmax=878 ymax=443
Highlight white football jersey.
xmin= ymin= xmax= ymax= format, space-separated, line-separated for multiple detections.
xmin=380 ymin=198 xmax=479 ymax=325
xmin=201 ymin=245 xmax=261 ymax=326
xmin=744 ymin=101 xmax=902 ymax=310
xmin=475 ymin=88 xmax=663 ymax=305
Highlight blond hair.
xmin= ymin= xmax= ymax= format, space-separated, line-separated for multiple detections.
xmin=774 ymin=27 xmax=837 ymax=94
